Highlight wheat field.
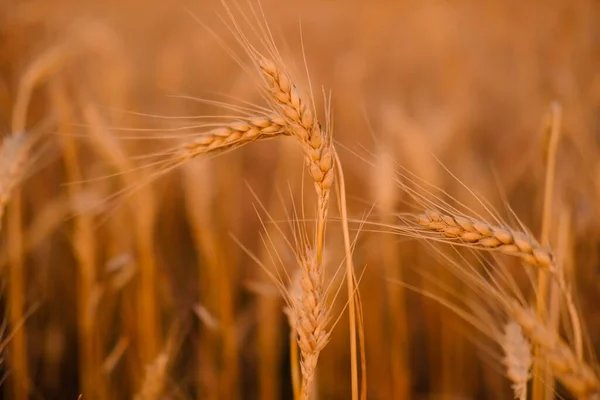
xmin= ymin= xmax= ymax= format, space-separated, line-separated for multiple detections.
xmin=1 ymin=0 xmax=600 ymax=399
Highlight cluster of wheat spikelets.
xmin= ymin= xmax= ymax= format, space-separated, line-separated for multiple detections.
xmin=152 ymin=51 xmax=340 ymax=399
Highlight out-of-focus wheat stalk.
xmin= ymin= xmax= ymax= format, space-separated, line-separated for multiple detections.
xmin=0 ymin=133 xmax=30 ymax=228
xmin=52 ymin=82 xmax=107 ymax=399
xmin=534 ymin=102 xmax=562 ymax=400
xmin=6 ymin=37 xmax=72 ymax=400
xmin=184 ymin=158 xmax=240 ymax=400
xmin=82 ymin=102 xmax=164 ymax=380
xmin=372 ymin=116 xmax=410 ymax=398
xmin=4 ymin=134 xmax=31 ymax=399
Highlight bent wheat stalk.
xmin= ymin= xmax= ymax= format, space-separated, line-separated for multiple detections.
xmin=402 ymin=208 xmax=595 ymax=398
xmin=412 ymin=209 xmax=583 ymax=361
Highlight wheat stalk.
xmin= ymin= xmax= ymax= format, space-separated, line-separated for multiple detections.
xmin=502 ymin=321 xmax=532 ymax=400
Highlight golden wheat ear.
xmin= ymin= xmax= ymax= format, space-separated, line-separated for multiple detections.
xmin=414 ymin=210 xmax=553 ymax=268
xmin=502 ymin=321 xmax=532 ymax=400
xmin=292 ymin=248 xmax=330 ymax=400
xmin=172 ymin=114 xmax=288 ymax=161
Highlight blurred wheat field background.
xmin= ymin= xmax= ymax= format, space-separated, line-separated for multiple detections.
xmin=1 ymin=0 xmax=600 ymax=399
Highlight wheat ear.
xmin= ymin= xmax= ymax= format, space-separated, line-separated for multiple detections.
xmin=415 ymin=210 xmax=553 ymax=268
xmin=416 ymin=209 xmax=584 ymax=350
xmin=175 ymin=115 xmax=287 ymax=160
xmin=0 ymin=133 xmax=30 ymax=227
xmin=415 ymin=210 xmax=584 ymax=359
xmin=292 ymin=249 xmax=329 ymax=400
xmin=258 ymin=58 xmax=334 ymax=258
xmin=506 ymin=300 xmax=599 ymax=398
xmin=502 ymin=321 xmax=532 ymax=400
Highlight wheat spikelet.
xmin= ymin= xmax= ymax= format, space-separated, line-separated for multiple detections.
xmin=258 ymin=58 xmax=334 ymax=227
xmin=176 ymin=114 xmax=287 ymax=160
xmin=415 ymin=210 xmax=554 ymax=268
xmin=0 ymin=132 xmax=30 ymax=226
xmin=502 ymin=321 xmax=532 ymax=400
xmin=506 ymin=299 xmax=599 ymax=398
xmin=290 ymin=248 xmax=329 ymax=399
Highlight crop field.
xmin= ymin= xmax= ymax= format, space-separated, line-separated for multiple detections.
xmin=1 ymin=0 xmax=599 ymax=399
